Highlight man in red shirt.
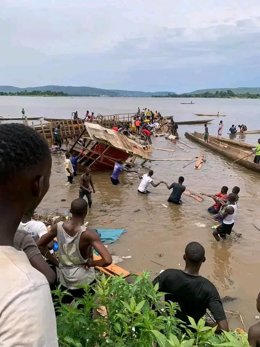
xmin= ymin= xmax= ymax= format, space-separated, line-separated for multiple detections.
xmin=202 ymin=186 xmax=228 ymax=214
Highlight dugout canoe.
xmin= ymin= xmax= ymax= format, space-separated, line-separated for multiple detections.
xmin=195 ymin=113 xmax=226 ymax=117
xmin=176 ymin=119 xmax=213 ymax=125
xmin=236 ymin=130 xmax=260 ymax=135
xmin=185 ymin=132 xmax=260 ymax=174
xmin=208 ymin=135 xmax=254 ymax=150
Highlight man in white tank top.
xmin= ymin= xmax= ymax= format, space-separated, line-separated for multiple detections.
xmin=213 ymin=193 xmax=237 ymax=241
xmin=38 ymin=198 xmax=112 ymax=301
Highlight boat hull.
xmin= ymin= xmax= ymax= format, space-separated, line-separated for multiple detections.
xmin=185 ymin=132 xmax=260 ymax=174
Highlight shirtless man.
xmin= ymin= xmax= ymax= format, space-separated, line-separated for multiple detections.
xmin=38 ymin=198 xmax=112 ymax=301
xmin=79 ymin=168 xmax=95 ymax=208
xmin=248 ymin=292 xmax=260 ymax=346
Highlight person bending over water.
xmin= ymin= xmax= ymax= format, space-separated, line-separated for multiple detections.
xmin=202 ymin=186 xmax=229 ymax=214
xmin=212 ymin=193 xmax=237 ymax=241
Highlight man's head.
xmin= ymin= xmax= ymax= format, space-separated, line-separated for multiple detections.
xmin=204 ymin=124 xmax=207 ymax=127
xmin=70 ymin=198 xmax=88 ymax=218
xmin=148 ymin=170 xmax=154 ymax=177
xmin=221 ymin=186 xmax=228 ymax=194
xmin=232 ymin=186 xmax=240 ymax=195
xmin=258 ymin=138 xmax=260 ymax=144
xmin=228 ymin=193 xmax=237 ymax=204
xmin=65 ymin=152 xmax=71 ymax=159
xmin=178 ymin=176 xmax=184 ymax=184
xmin=0 ymin=123 xmax=51 ymax=215
xmin=184 ymin=242 xmax=205 ymax=266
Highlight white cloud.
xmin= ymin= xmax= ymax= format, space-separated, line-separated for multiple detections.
xmin=1 ymin=0 xmax=260 ymax=90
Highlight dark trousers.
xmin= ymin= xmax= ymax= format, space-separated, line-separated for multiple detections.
xmin=254 ymin=155 xmax=260 ymax=164
xmin=79 ymin=188 xmax=92 ymax=208
xmin=67 ymin=175 xmax=73 ymax=184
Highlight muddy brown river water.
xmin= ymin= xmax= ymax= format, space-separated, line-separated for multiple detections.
xmin=38 ymin=132 xmax=260 ymax=330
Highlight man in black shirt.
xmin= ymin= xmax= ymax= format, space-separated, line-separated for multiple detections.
xmin=162 ymin=176 xmax=186 ymax=204
xmin=153 ymin=242 xmax=228 ymax=332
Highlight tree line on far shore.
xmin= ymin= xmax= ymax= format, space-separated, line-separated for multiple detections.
xmin=153 ymin=89 xmax=260 ymax=98
xmin=0 ymin=90 xmax=68 ymax=96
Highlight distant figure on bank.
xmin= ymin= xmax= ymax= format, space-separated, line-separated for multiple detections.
xmin=21 ymin=107 xmax=25 ymax=116
xmin=212 ymin=193 xmax=237 ymax=241
xmin=238 ymin=124 xmax=247 ymax=133
xmin=0 ymin=124 xmax=58 ymax=345
xmin=229 ymin=124 xmax=237 ymax=134
xmin=204 ymin=124 xmax=209 ymax=143
xmin=137 ymin=170 xmax=162 ymax=194
xmin=65 ymin=152 xmax=74 ymax=184
xmin=253 ymin=139 xmax=260 ymax=164
xmin=38 ymin=198 xmax=112 ymax=301
xmin=162 ymin=176 xmax=186 ymax=204
xmin=202 ymin=186 xmax=229 ymax=214
xmin=248 ymin=292 xmax=260 ymax=346
xmin=53 ymin=125 xmax=62 ymax=147
xmin=153 ymin=242 xmax=228 ymax=331
xmin=218 ymin=120 xmax=223 ymax=136
xmin=79 ymin=168 xmax=95 ymax=208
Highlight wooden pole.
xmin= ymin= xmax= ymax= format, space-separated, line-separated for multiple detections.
xmin=231 ymin=152 xmax=253 ymax=165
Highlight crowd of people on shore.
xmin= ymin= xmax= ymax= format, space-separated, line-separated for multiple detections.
xmin=1 ymin=122 xmax=260 ymax=346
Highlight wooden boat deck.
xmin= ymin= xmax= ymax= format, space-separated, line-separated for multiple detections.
xmin=185 ymin=132 xmax=260 ymax=174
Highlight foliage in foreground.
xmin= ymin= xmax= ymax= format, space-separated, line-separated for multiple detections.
xmin=55 ymin=273 xmax=249 ymax=347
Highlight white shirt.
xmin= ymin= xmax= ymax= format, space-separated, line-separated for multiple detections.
xmin=223 ymin=204 xmax=237 ymax=224
xmin=138 ymin=174 xmax=153 ymax=193
xmin=64 ymin=158 xmax=73 ymax=176
xmin=19 ymin=220 xmax=48 ymax=242
xmin=0 ymin=246 xmax=58 ymax=347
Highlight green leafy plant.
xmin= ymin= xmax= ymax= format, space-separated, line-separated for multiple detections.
xmin=55 ymin=273 xmax=249 ymax=347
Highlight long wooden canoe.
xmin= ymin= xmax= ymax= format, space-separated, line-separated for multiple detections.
xmin=208 ymin=135 xmax=254 ymax=150
xmin=176 ymin=119 xmax=213 ymax=125
xmin=185 ymin=132 xmax=260 ymax=174
xmin=195 ymin=113 xmax=226 ymax=117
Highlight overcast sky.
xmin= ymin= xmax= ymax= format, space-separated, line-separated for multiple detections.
xmin=1 ymin=0 xmax=260 ymax=92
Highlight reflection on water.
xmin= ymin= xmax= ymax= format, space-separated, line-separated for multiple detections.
xmin=211 ymin=241 xmax=233 ymax=290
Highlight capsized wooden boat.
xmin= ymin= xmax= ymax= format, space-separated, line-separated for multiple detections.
xmin=176 ymin=119 xmax=213 ymax=125
xmin=185 ymin=132 xmax=260 ymax=174
xmin=195 ymin=113 xmax=226 ymax=117
xmin=70 ymin=122 xmax=151 ymax=171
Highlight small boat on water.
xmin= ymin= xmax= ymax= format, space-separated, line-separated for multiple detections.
xmin=195 ymin=113 xmax=226 ymax=117
xmin=180 ymin=101 xmax=194 ymax=104
xmin=176 ymin=119 xmax=213 ymax=125
xmin=185 ymin=132 xmax=260 ymax=174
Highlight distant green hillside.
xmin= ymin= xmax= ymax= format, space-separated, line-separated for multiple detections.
xmin=189 ymin=87 xmax=260 ymax=95
xmin=0 ymin=85 xmax=175 ymax=97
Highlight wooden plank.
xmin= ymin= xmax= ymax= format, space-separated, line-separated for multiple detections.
xmin=94 ymin=255 xmax=130 ymax=277
xmin=195 ymin=153 xmax=205 ymax=169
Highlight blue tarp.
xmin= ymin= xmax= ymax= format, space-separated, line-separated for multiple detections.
xmin=97 ymin=228 xmax=126 ymax=244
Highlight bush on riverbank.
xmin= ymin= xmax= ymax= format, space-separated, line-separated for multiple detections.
xmin=55 ymin=273 xmax=249 ymax=347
